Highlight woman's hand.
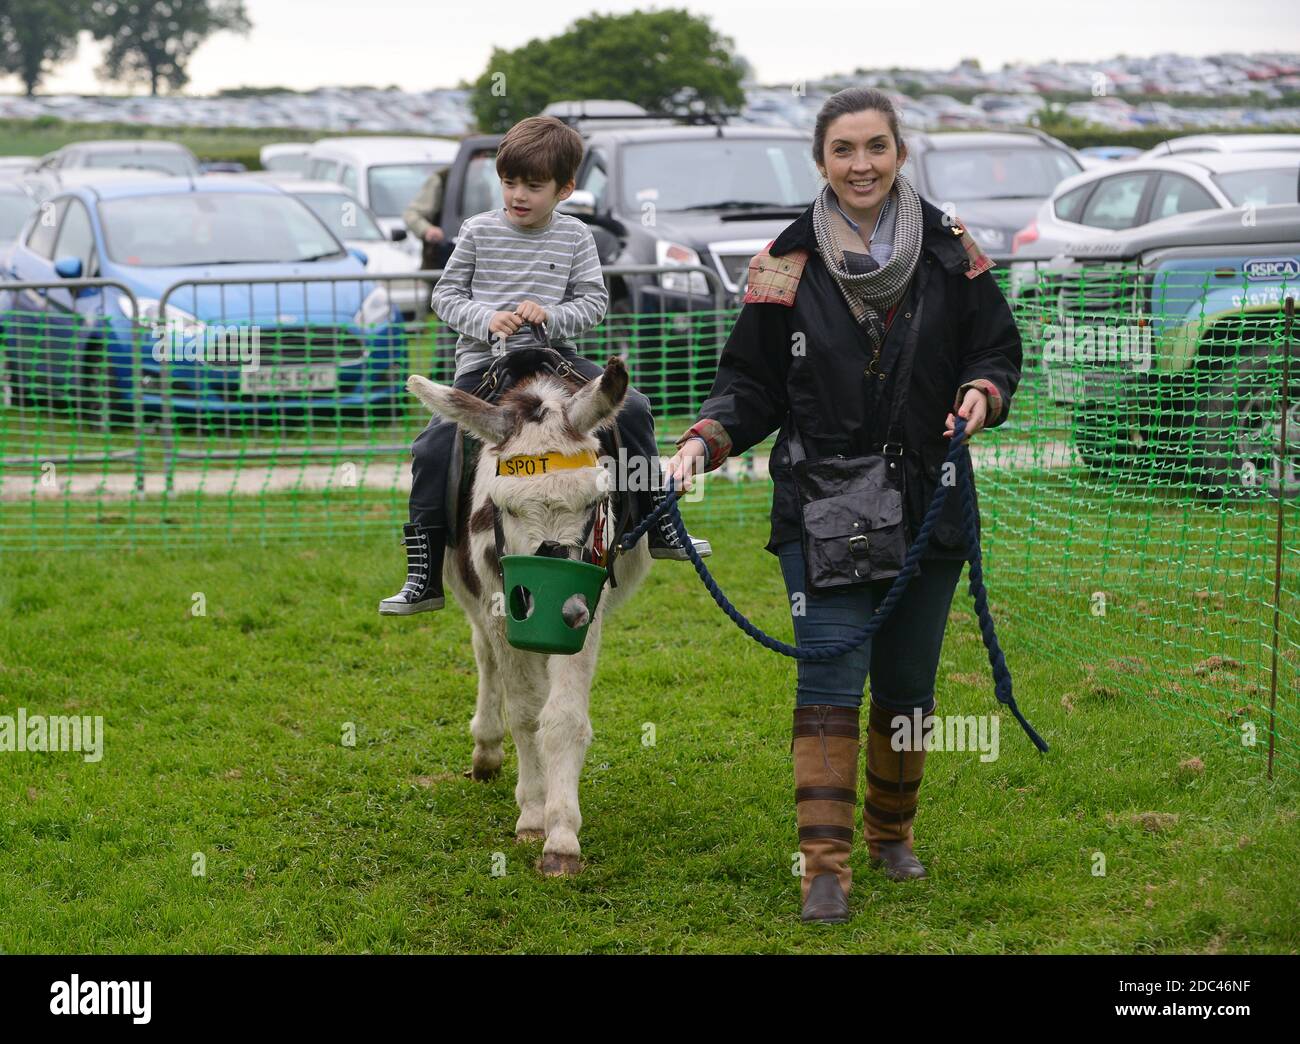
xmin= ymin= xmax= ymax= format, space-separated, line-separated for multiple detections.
xmin=943 ymin=388 xmax=988 ymax=440
xmin=663 ymin=438 xmax=707 ymax=493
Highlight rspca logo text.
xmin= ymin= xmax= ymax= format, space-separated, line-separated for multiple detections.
xmin=1243 ymin=257 xmax=1300 ymax=281
xmin=50 ymin=975 xmax=151 ymax=1023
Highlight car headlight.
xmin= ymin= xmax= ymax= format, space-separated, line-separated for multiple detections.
xmin=354 ymin=286 xmax=395 ymax=327
xmin=655 ymin=240 xmax=710 ymax=296
xmin=124 ymin=297 xmax=207 ymax=346
xmin=963 ymin=225 xmax=1008 ymax=252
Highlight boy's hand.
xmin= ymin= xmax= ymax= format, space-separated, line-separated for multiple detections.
xmin=489 ymin=311 xmax=523 ymax=339
xmin=513 ymin=300 xmax=547 ymax=324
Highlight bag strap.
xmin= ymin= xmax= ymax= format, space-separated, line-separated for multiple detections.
xmin=872 ymin=261 xmax=931 ymax=449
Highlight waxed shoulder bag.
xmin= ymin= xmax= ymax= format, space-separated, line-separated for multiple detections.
xmin=786 ymin=292 xmax=924 ymax=593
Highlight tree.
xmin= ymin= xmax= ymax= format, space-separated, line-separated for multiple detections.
xmin=0 ymin=0 xmax=85 ymax=96
xmin=89 ymin=0 xmax=250 ymax=95
xmin=469 ymin=9 xmax=747 ymax=132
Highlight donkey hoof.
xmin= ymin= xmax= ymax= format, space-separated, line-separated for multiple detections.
xmin=515 ymin=828 xmax=545 ymax=842
xmin=468 ymin=755 xmax=501 ymax=781
xmin=538 ymin=852 xmax=583 ymax=876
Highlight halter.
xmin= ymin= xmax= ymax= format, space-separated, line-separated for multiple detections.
xmin=490 ymin=482 xmax=620 ymax=587
xmin=481 ymin=321 xmax=624 ymax=589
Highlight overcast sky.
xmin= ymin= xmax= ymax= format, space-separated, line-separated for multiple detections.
xmin=13 ymin=0 xmax=1300 ymax=96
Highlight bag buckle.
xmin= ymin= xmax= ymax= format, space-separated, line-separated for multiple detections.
xmin=881 ymin=442 xmax=903 ymax=457
xmin=848 ymin=534 xmax=870 ymax=557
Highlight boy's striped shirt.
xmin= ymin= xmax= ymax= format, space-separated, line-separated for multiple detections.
xmin=432 ymin=207 xmax=609 ymax=380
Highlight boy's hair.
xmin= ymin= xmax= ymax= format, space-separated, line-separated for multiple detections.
xmin=495 ymin=116 xmax=584 ymax=187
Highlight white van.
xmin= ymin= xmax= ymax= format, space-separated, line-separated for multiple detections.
xmin=303 ymin=137 xmax=459 ymax=250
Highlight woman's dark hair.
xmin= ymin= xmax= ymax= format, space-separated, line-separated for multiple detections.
xmin=811 ymin=88 xmax=905 ymax=172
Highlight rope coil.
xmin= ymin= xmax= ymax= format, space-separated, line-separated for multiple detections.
xmin=619 ymin=417 xmax=1048 ymax=752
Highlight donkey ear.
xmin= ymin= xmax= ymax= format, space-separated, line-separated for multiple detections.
xmin=566 ymin=355 xmax=629 ymax=435
xmin=406 ymin=375 xmax=514 ymax=444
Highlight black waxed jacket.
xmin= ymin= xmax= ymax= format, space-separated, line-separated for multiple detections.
xmin=676 ymin=195 xmax=1023 ymax=562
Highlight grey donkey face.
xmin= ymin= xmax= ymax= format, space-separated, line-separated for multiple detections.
xmin=405 ymin=355 xmax=630 ymax=450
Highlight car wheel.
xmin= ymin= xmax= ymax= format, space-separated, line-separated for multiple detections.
xmin=1189 ymin=352 xmax=1298 ymax=500
xmin=1071 ymin=407 xmax=1151 ymax=479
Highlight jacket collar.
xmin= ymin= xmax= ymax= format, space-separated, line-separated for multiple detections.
xmin=770 ymin=192 xmax=968 ymax=274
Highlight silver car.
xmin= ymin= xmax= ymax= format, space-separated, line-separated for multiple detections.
xmin=1012 ymin=151 xmax=1300 ymax=264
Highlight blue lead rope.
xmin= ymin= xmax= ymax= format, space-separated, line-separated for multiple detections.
xmin=619 ymin=417 xmax=1048 ymax=753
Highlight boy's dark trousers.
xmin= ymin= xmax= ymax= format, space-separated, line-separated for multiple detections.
xmin=408 ymin=346 xmax=662 ymax=534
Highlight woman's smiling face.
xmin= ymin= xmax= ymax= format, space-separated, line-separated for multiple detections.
xmin=817 ymin=108 xmax=907 ymax=225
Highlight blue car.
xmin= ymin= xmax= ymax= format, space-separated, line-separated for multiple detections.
xmin=1 ymin=175 xmax=407 ymax=419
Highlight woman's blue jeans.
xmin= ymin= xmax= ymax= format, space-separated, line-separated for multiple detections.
xmin=776 ymin=539 xmax=964 ymax=713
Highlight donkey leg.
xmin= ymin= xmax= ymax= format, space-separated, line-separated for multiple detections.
xmin=508 ymin=679 xmax=548 ymax=840
xmin=468 ymin=625 xmax=505 ymax=781
xmin=538 ymin=639 xmax=600 ymax=875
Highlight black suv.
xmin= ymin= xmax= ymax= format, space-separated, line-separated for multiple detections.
xmin=899 ymin=129 xmax=1082 ymax=262
xmin=438 ymin=112 xmax=818 ymax=410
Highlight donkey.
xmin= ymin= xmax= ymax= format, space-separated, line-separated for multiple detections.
xmin=405 ymin=354 xmax=652 ymax=875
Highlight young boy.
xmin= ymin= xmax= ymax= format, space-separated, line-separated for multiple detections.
xmin=380 ymin=115 xmax=711 ymax=615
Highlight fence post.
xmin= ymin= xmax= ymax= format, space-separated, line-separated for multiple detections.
xmin=1267 ymin=294 xmax=1294 ymax=780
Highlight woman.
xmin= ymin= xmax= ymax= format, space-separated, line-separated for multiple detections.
xmin=663 ymin=87 xmax=1022 ymax=924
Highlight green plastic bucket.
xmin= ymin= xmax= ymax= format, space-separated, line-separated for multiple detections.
xmin=501 ymin=554 xmax=608 ymax=655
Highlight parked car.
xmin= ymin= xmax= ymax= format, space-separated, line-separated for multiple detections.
xmin=0 ymin=177 xmax=39 ymax=266
xmin=199 ymin=160 xmax=247 ymax=174
xmin=896 ymin=129 xmax=1084 ymax=261
xmin=32 ymin=140 xmax=201 ymax=178
xmin=0 ymin=156 xmax=38 ymax=173
xmin=1141 ymin=133 xmax=1300 ymax=158
xmin=260 ymin=176 xmax=424 ymax=319
xmin=259 ymin=143 xmax=311 ymax=175
xmin=1038 ymin=203 xmax=1300 ymax=497
xmin=437 ymin=114 xmax=818 ymax=408
xmin=303 ymin=136 xmax=460 ymax=248
xmin=1012 ymin=151 xmax=1300 ymax=262
xmin=0 ymin=175 xmax=406 ymax=421
xmin=1077 ymin=145 xmax=1144 ymax=163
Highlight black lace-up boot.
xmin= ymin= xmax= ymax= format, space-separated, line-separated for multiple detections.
xmin=378 ymin=523 xmax=446 ymax=615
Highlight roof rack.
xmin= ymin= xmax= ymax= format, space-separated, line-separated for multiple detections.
xmin=549 ymin=110 xmax=736 ymax=128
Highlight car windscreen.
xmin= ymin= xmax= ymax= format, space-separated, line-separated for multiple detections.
xmin=1213 ymin=168 xmax=1300 ymax=206
xmin=84 ymin=150 xmax=197 ymax=177
xmin=0 ymin=192 xmax=35 ymax=239
xmin=618 ymin=139 xmax=819 ymax=212
xmin=264 ymin=153 xmax=308 ymax=175
xmin=296 ymin=191 xmax=385 ymax=241
xmin=99 ymin=192 xmax=345 ymax=266
xmin=367 ymin=163 xmax=437 ymax=217
xmin=923 ymin=147 xmax=1081 ymax=201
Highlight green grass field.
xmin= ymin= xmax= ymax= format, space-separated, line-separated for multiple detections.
xmin=1 ymin=514 xmax=1297 ymax=954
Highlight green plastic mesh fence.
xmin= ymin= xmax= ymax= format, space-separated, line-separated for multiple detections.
xmin=1 ymin=268 xmax=1295 ymax=771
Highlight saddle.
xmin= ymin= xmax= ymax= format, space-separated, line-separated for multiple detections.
xmin=444 ymin=330 xmax=631 ymax=552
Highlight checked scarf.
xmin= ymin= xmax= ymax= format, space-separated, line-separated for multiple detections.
xmin=811 ymin=173 xmax=924 ymax=353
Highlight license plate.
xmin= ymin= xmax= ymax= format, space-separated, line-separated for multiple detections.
xmin=239 ymin=365 xmax=337 ymax=396
xmin=1048 ymin=369 xmax=1121 ymax=404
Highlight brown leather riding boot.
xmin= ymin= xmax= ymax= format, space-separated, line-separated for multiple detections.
xmin=792 ymin=705 xmax=860 ymax=923
xmin=864 ymin=701 xmax=933 ymax=881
